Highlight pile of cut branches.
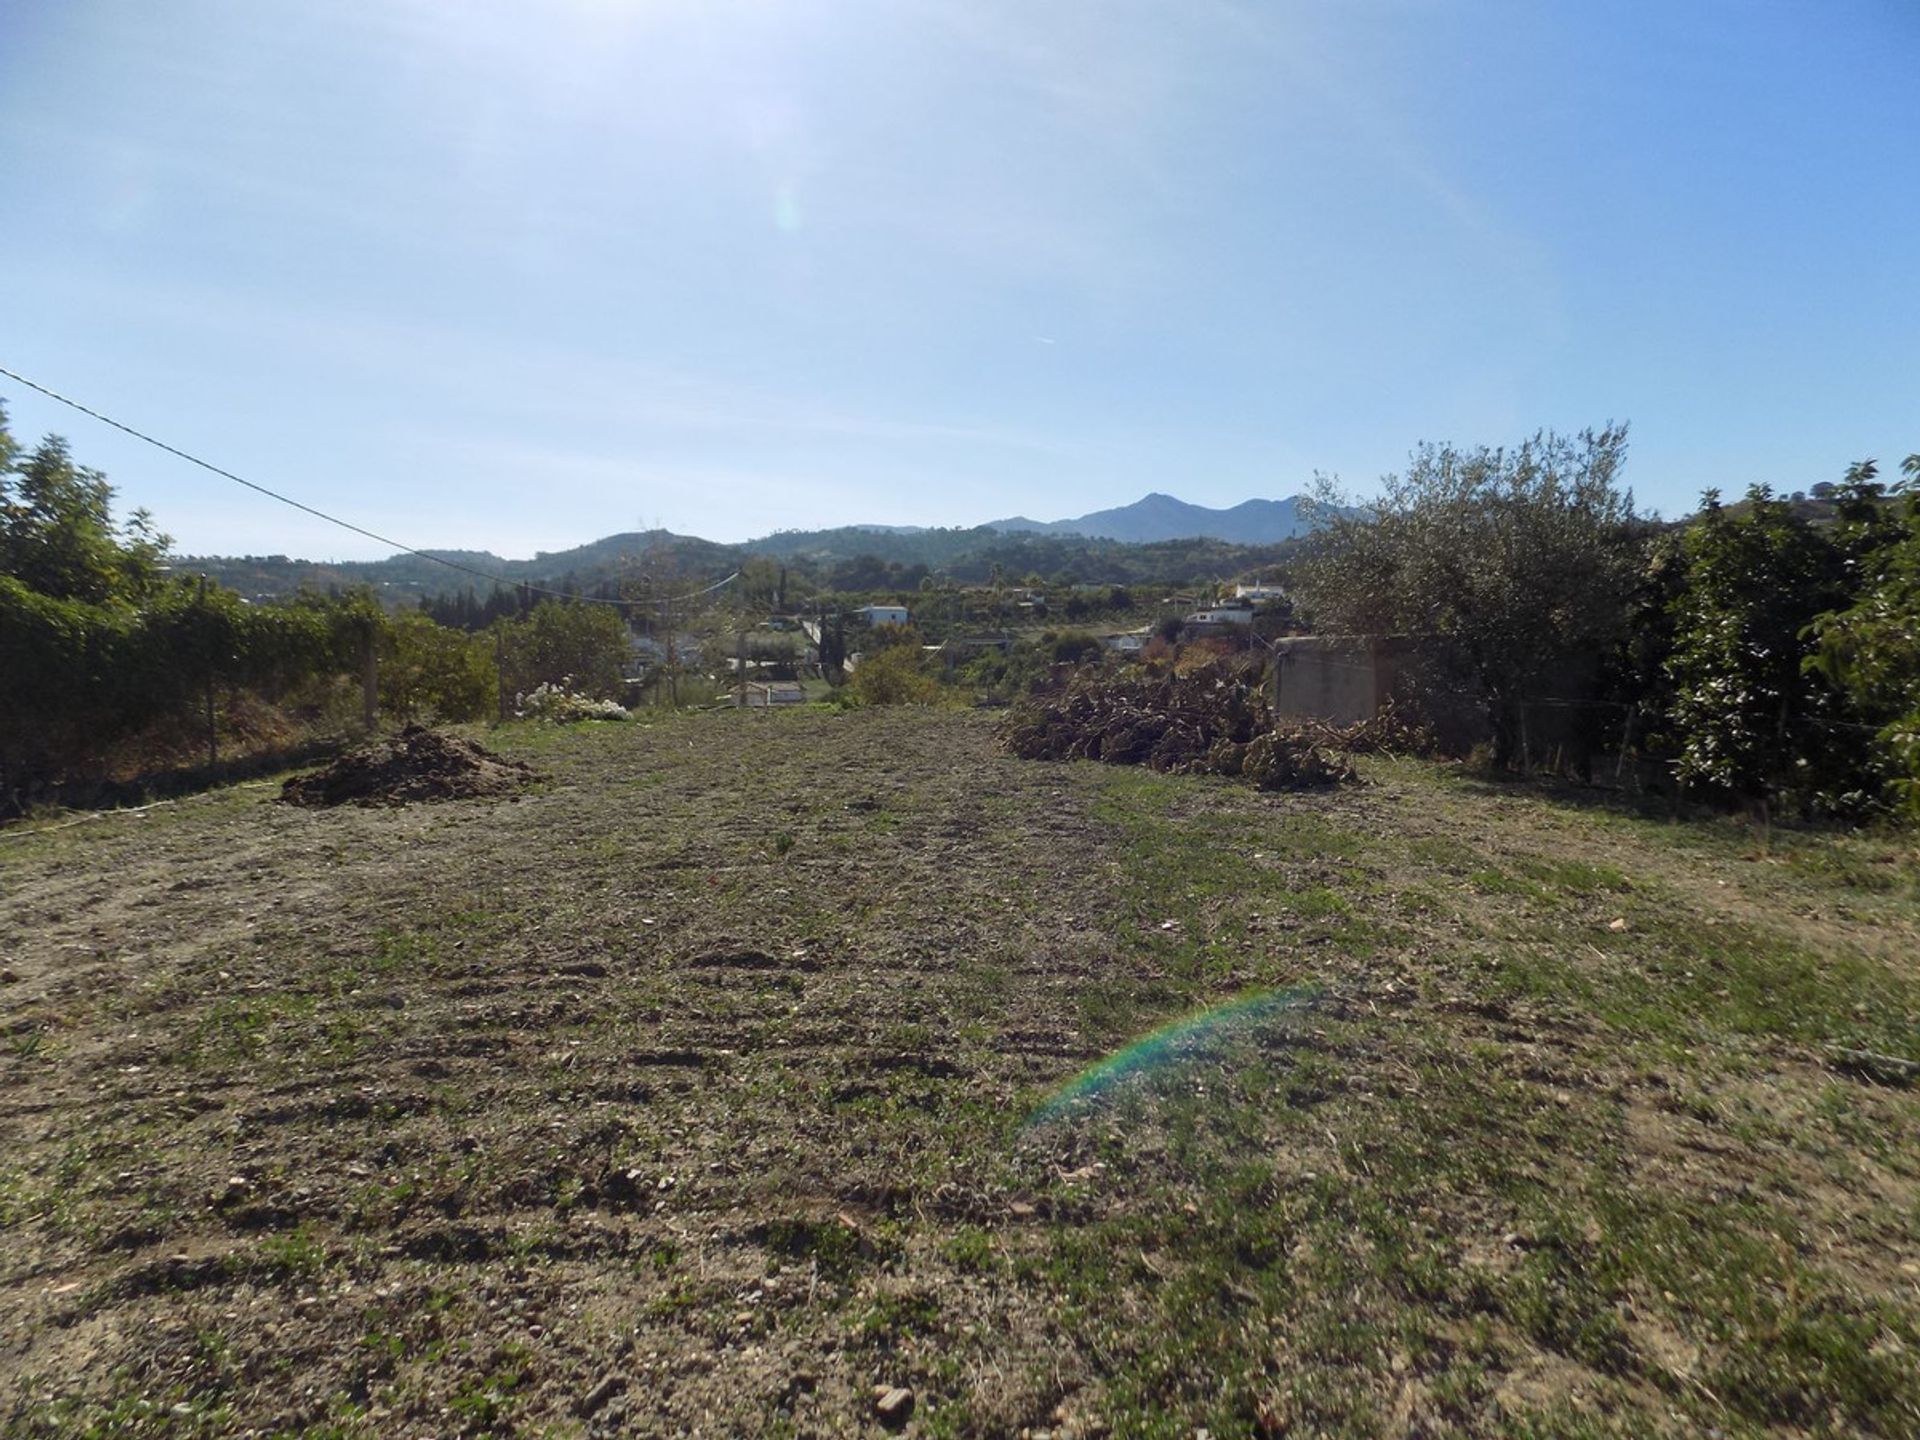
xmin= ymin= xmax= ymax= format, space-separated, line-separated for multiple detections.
xmin=1280 ymin=701 xmax=1436 ymax=757
xmin=999 ymin=662 xmax=1357 ymax=791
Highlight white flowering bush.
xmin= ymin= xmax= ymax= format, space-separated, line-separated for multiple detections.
xmin=516 ymin=679 xmax=633 ymax=723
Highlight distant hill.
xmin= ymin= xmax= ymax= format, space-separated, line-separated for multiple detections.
xmin=986 ymin=492 xmax=1335 ymax=544
xmin=185 ymin=495 xmax=1335 ymax=604
xmin=184 ymin=530 xmax=739 ymax=606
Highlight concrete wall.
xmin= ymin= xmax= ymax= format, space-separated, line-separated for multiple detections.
xmin=1270 ymin=636 xmax=1402 ymax=726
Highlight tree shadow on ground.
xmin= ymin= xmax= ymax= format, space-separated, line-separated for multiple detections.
xmin=2 ymin=736 xmax=346 ymax=825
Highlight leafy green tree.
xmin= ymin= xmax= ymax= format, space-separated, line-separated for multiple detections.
xmin=1809 ymin=455 xmax=1920 ymax=812
xmin=1046 ymin=630 xmax=1104 ymax=666
xmin=863 ymin=620 xmax=925 ymax=652
xmin=738 ymin=555 xmax=786 ymax=611
xmin=381 ymin=611 xmax=498 ymax=722
xmin=0 ymin=406 xmax=386 ymax=805
xmin=1294 ymin=426 xmax=1643 ymax=765
xmin=848 ymin=644 xmax=942 ymax=706
xmin=494 ymin=599 xmax=630 ymax=701
xmin=1665 ymin=486 xmax=1862 ymax=812
xmin=1 ymin=407 xmax=171 ymax=604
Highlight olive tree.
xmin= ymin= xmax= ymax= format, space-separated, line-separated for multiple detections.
xmin=1293 ymin=426 xmax=1643 ymax=765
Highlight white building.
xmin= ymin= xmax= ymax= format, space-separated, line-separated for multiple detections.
xmin=854 ymin=604 xmax=910 ymax=627
xmin=1185 ymin=604 xmax=1256 ymax=628
xmin=1234 ymin=584 xmax=1288 ymax=602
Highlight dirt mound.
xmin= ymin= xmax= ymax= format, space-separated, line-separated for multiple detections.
xmin=279 ymin=725 xmax=541 ymax=807
xmin=999 ymin=661 xmax=1358 ymax=791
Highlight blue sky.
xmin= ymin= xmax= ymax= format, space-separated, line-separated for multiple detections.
xmin=2 ymin=0 xmax=1915 ymax=560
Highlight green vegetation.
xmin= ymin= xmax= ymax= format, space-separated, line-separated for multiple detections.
xmin=1811 ymin=457 xmax=1920 ymax=814
xmin=0 ymin=403 xmax=644 ymax=811
xmin=0 ymin=400 xmax=372 ymax=809
xmin=1297 ymin=426 xmax=1641 ymax=768
xmin=1295 ymin=426 xmax=1920 ymax=817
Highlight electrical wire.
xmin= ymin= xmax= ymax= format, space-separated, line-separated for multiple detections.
xmin=0 ymin=363 xmax=736 ymax=608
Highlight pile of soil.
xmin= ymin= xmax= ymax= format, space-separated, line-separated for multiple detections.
xmin=279 ymin=725 xmax=541 ymax=807
xmin=999 ymin=661 xmax=1358 ymax=791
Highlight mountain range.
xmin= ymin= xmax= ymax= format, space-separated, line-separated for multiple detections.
xmin=985 ymin=492 xmax=1326 ymax=544
xmin=186 ymin=493 xmax=1334 ymax=601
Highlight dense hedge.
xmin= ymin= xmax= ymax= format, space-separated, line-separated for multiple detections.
xmin=0 ymin=577 xmax=364 ymax=803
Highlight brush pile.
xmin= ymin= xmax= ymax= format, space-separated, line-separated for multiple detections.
xmin=1277 ymin=702 xmax=1435 ymax=757
xmin=999 ymin=662 xmax=1358 ymax=791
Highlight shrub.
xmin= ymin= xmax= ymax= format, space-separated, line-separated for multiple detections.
xmin=1666 ymin=486 xmax=1868 ymax=813
xmin=516 ymin=680 xmax=633 ymax=722
xmin=381 ymin=611 xmax=497 ymax=723
xmin=494 ymin=600 xmax=630 ymax=701
xmin=1807 ymin=458 xmax=1920 ymax=814
xmin=848 ymin=645 xmax=943 ymax=706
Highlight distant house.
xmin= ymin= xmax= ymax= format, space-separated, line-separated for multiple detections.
xmin=1234 ymin=584 xmax=1288 ymax=602
xmin=1185 ymin=604 xmax=1255 ymax=629
xmin=739 ymin=682 xmax=807 ymax=708
xmin=1102 ymin=630 xmax=1149 ymax=654
xmin=854 ymin=604 xmax=910 ymax=627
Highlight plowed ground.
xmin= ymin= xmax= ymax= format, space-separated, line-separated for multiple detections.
xmin=3 ymin=709 xmax=1917 ymax=1438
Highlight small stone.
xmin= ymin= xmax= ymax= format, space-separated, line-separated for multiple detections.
xmin=875 ymin=1386 xmax=915 ymax=1426
xmin=1607 ymin=917 xmax=1629 ymax=932
xmin=0 ymin=969 xmax=20 ymax=984
xmin=576 ymin=1373 xmax=626 ymax=1417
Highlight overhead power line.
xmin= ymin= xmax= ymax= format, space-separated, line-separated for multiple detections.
xmin=0 ymin=363 xmax=736 ymax=608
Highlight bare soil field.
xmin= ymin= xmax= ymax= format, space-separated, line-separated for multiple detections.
xmin=2 ymin=709 xmax=1917 ymax=1438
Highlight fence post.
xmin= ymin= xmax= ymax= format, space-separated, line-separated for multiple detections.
xmin=199 ymin=573 xmax=217 ymax=769
xmin=495 ymin=630 xmax=509 ymax=723
xmin=361 ymin=625 xmax=378 ymax=732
